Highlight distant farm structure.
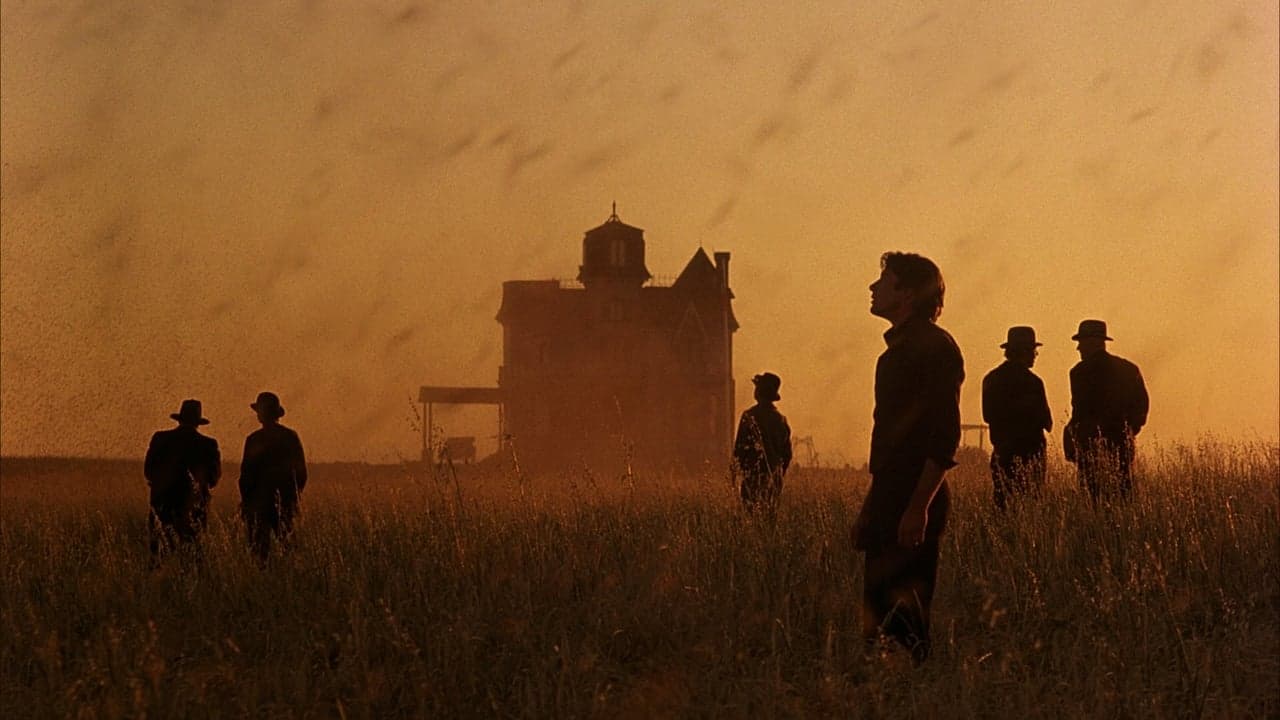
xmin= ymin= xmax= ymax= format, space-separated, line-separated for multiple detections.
xmin=421 ymin=207 xmax=737 ymax=475
xmin=961 ymin=423 xmax=989 ymax=449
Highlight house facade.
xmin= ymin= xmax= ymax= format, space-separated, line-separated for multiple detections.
xmin=493 ymin=208 xmax=738 ymax=474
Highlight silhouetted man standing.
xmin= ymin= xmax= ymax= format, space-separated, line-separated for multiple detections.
xmin=982 ymin=326 xmax=1052 ymax=509
xmin=1065 ymin=320 xmax=1148 ymax=502
xmin=853 ymin=252 xmax=964 ymax=665
xmin=144 ymin=399 xmax=221 ymax=561
xmin=733 ymin=372 xmax=793 ymax=518
xmin=239 ymin=391 xmax=308 ymax=563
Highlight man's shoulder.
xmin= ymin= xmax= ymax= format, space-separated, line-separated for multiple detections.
xmin=901 ymin=319 xmax=957 ymax=350
xmin=245 ymin=426 xmax=276 ymax=445
xmin=147 ymin=429 xmax=175 ymax=457
xmin=1108 ymin=353 xmax=1142 ymax=373
xmin=272 ymin=424 xmax=304 ymax=448
xmin=151 ymin=427 xmax=192 ymax=446
xmin=744 ymin=404 xmax=782 ymax=421
xmin=908 ymin=322 xmax=963 ymax=372
xmin=983 ymin=365 xmax=1019 ymax=394
xmin=911 ymin=319 xmax=954 ymax=341
xmin=922 ymin=322 xmax=962 ymax=356
xmin=251 ymin=424 xmax=298 ymax=437
xmin=984 ymin=362 xmax=1013 ymax=382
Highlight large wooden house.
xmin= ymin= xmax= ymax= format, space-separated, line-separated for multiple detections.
xmin=421 ymin=207 xmax=738 ymax=475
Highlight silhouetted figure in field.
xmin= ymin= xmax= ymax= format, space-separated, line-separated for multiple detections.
xmin=144 ymin=399 xmax=221 ymax=562
xmin=852 ymin=252 xmax=963 ymax=666
xmin=238 ymin=392 xmax=308 ymax=563
xmin=982 ymin=326 xmax=1052 ymax=509
xmin=1064 ymin=320 xmax=1149 ymax=503
xmin=732 ymin=372 xmax=792 ymax=518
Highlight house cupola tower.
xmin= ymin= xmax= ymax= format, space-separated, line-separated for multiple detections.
xmin=578 ymin=203 xmax=651 ymax=290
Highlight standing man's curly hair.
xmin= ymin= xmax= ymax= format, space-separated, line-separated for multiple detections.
xmin=881 ymin=252 xmax=945 ymax=321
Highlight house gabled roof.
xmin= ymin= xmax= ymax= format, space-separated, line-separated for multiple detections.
xmin=670 ymin=248 xmax=738 ymax=331
xmin=672 ymin=248 xmax=719 ymax=290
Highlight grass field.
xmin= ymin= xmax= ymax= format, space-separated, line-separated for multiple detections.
xmin=1 ymin=441 xmax=1277 ymax=719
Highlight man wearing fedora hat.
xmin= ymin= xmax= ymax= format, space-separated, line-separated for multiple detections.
xmin=732 ymin=372 xmax=793 ymax=518
xmin=1065 ymin=320 xmax=1149 ymax=502
xmin=238 ymin=391 xmax=308 ymax=563
xmin=144 ymin=399 xmax=222 ymax=561
xmin=852 ymin=252 xmax=964 ymax=665
xmin=982 ymin=326 xmax=1053 ymax=509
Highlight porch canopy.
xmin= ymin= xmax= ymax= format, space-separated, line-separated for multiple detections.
xmin=417 ymin=386 xmax=504 ymax=462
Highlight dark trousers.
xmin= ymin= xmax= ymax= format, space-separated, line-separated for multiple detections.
xmin=243 ymin=506 xmax=296 ymax=563
xmin=862 ymin=539 xmax=940 ymax=664
xmin=1077 ymin=439 xmax=1135 ymax=503
xmin=739 ymin=472 xmax=782 ymax=519
xmin=149 ymin=498 xmax=207 ymax=562
xmin=990 ymin=448 xmax=1046 ymax=510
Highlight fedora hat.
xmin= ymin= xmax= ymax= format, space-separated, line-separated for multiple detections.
xmin=250 ymin=391 xmax=286 ymax=419
xmin=1071 ymin=319 xmax=1113 ymax=341
xmin=1000 ymin=326 xmax=1042 ymax=349
xmin=171 ymin=399 xmax=210 ymax=426
xmin=752 ymin=372 xmax=782 ymax=402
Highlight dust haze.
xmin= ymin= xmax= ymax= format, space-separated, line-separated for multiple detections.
xmin=2 ymin=1 xmax=1277 ymax=462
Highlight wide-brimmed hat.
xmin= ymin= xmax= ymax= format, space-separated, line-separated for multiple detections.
xmin=1000 ymin=326 xmax=1042 ymax=349
xmin=250 ymin=391 xmax=286 ymax=419
xmin=1071 ymin=319 xmax=1113 ymax=341
xmin=171 ymin=399 xmax=210 ymax=425
xmin=752 ymin=372 xmax=782 ymax=402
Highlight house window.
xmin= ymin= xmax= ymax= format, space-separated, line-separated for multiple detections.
xmin=609 ymin=239 xmax=626 ymax=267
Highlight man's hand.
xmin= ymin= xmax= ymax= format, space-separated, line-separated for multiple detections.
xmin=898 ymin=459 xmax=946 ymax=547
xmin=897 ymin=503 xmax=928 ymax=547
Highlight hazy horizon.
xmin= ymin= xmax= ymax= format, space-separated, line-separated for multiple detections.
xmin=3 ymin=1 xmax=1277 ymax=464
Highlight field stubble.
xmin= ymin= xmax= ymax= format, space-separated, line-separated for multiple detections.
xmin=1 ymin=440 xmax=1277 ymax=719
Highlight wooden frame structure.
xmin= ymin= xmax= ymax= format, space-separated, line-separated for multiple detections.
xmin=417 ymin=386 xmax=503 ymax=463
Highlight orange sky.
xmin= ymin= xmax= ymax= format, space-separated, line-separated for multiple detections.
xmin=2 ymin=1 xmax=1277 ymax=464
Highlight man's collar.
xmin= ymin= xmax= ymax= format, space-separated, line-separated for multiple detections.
xmin=883 ymin=315 xmax=929 ymax=346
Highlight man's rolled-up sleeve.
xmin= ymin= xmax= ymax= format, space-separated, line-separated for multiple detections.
xmin=921 ymin=342 xmax=964 ymax=470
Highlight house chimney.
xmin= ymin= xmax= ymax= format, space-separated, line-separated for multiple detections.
xmin=713 ymin=251 xmax=730 ymax=289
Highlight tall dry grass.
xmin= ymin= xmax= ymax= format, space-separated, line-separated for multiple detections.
xmin=1 ymin=440 xmax=1277 ymax=719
